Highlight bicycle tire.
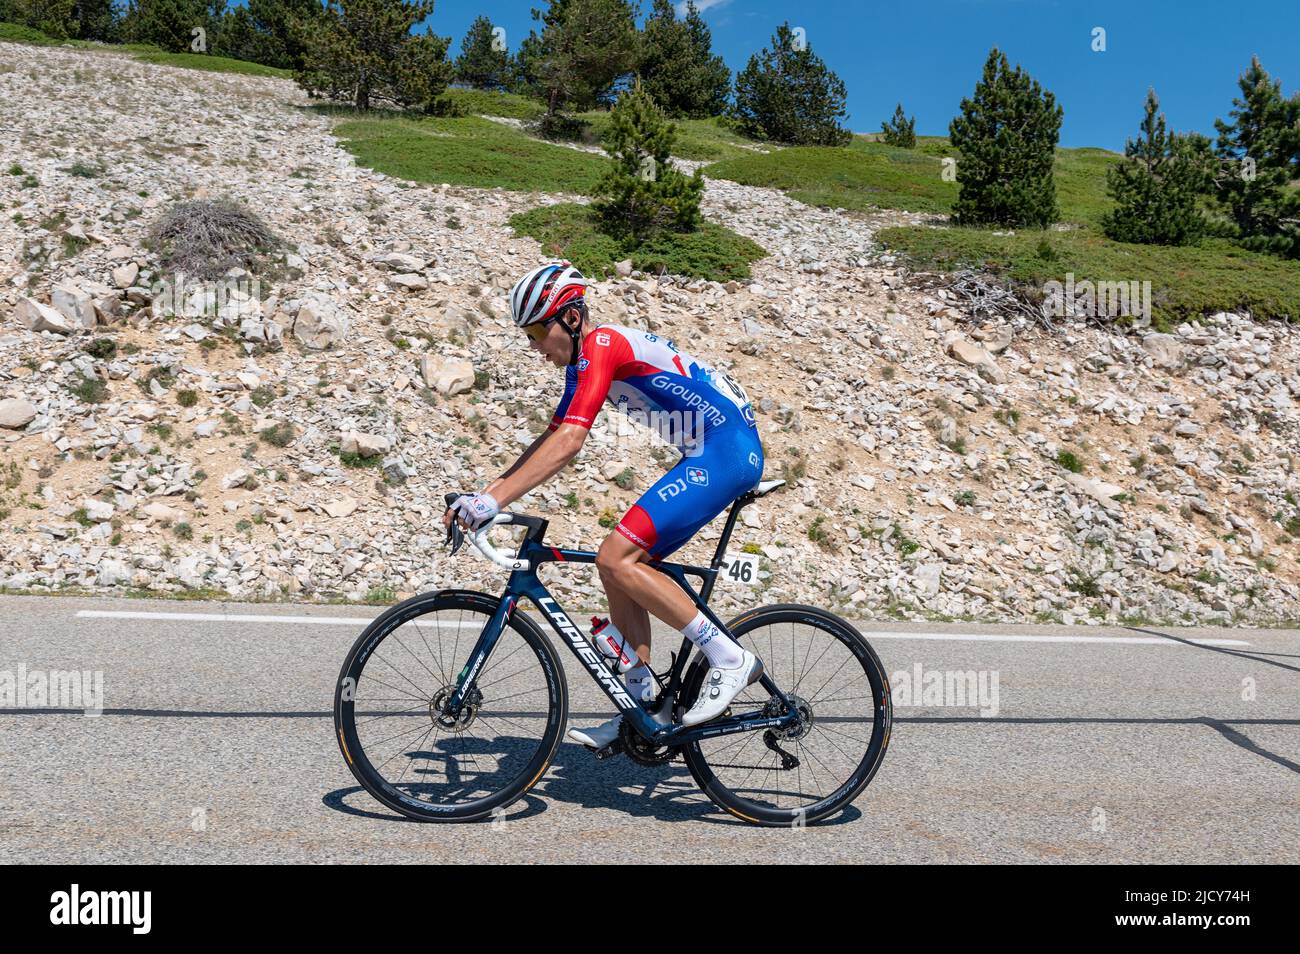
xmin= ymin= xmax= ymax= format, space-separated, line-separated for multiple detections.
xmin=679 ymin=604 xmax=891 ymax=827
xmin=334 ymin=588 xmax=567 ymax=822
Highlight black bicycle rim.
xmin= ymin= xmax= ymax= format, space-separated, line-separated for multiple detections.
xmin=335 ymin=591 xmax=566 ymax=822
xmin=682 ymin=605 xmax=891 ymax=827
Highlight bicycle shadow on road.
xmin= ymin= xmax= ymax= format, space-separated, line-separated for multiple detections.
xmin=322 ymin=739 xmax=863 ymax=827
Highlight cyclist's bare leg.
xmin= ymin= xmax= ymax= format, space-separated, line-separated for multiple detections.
xmin=595 ymin=532 xmax=697 ymax=662
xmin=603 ymin=578 xmax=651 ymax=664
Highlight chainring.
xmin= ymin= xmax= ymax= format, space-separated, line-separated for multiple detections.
xmin=618 ymin=717 xmax=679 ymax=766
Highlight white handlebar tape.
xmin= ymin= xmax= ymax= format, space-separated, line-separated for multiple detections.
xmin=468 ymin=513 xmax=531 ymax=571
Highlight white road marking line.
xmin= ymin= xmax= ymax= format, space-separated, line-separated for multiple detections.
xmin=862 ymin=632 xmax=1250 ymax=646
xmin=73 ymin=611 xmax=1252 ymax=645
xmin=75 ymin=610 xmax=474 ymax=627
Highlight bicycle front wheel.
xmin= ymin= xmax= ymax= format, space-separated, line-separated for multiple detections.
xmin=680 ymin=604 xmax=891 ymax=827
xmin=334 ymin=589 xmax=567 ymax=822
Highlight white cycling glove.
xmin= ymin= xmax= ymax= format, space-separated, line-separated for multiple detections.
xmin=451 ymin=492 xmax=500 ymax=532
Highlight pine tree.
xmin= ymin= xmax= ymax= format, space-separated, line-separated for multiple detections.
xmin=509 ymin=29 xmax=545 ymax=96
xmin=638 ymin=0 xmax=729 ymax=119
xmin=217 ymin=0 xmax=320 ymax=69
xmin=121 ymin=0 xmax=208 ymax=52
xmin=218 ymin=6 xmax=261 ymax=61
xmin=1213 ymin=56 xmax=1300 ymax=258
xmin=1102 ymin=89 xmax=1210 ymax=245
xmin=294 ymin=0 xmax=453 ymax=112
xmin=732 ymin=22 xmax=850 ymax=146
xmin=454 ymin=15 xmax=511 ymax=90
xmin=948 ymin=48 xmax=1063 ymax=227
xmin=2 ymin=0 xmax=76 ymax=38
xmin=523 ymin=0 xmax=639 ymax=126
xmin=73 ymin=0 xmax=120 ymax=40
xmin=682 ymin=1 xmax=729 ymax=117
xmin=880 ymin=103 xmax=916 ymax=148
xmin=251 ymin=0 xmax=318 ymax=69
xmin=592 ymin=78 xmax=706 ymax=243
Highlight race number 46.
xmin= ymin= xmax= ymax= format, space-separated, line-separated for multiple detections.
xmin=720 ymin=552 xmax=760 ymax=586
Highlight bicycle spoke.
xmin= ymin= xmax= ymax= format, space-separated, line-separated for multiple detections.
xmin=688 ymin=612 xmax=888 ymax=823
xmin=412 ymin=616 xmax=449 ymax=685
xmin=345 ymin=601 xmax=558 ymax=815
xmin=387 ymin=630 xmax=445 ymax=687
xmin=354 ymin=701 xmax=430 ymax=727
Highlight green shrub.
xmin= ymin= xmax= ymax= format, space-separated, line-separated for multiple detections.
xmin=259 ymin=422 xmax=296 ymax=447
xmin=880 ymin=104 xmax=916 ymax=149
xmin=949 ymin=48 xmax=1063 ymax=227
xmin=1057 ymin=449 xmax=1084 ymax=473
xmin=67 ymin=375 xmax=108 ymax=404
xmin=1066 ymin=566 xmax=1101 ymax=597
xmin=84 ymin=337 xmax=117 ymax=360
xmin=509 ymin=203 xmax=764 ymax=282
xmin=807 ymin=515 xmax=832 ymax=549
xmin=137 ymin=366 xmax=175 ymax=394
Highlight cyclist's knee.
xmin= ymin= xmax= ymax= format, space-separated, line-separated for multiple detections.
xmin=596 ymin=530 xmax=651 ymax=579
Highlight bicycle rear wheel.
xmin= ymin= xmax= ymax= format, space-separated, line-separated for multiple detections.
xmin=334 ymin=589 xmax=567 ymax=822
xmin=680 ymin=605 xmax=891 ymax=827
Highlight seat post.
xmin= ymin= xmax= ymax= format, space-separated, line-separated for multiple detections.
xmin=701 ymin=493 xmax=753 ymax=605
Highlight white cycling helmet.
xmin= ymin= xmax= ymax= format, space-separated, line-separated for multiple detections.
xmin=510 ymin=261 xmax=588 ymax=328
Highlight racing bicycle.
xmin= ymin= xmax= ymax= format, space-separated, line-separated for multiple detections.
xmin=333 ymin=480 xmax=891 ymax=827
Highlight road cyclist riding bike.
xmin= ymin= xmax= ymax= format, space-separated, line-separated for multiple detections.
xmin=332 ymin=261 xmax=892 ymax=826
xmin=448 ymin=261 xmax=768 ymax=748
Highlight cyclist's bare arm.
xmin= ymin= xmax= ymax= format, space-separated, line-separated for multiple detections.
xmin=484 ymin=429 xmax=550 ymax=498
xmin=484 ymin=423 xmax=587 ymax=510
xmin=445 ymin=430 xmax=548 ymax=532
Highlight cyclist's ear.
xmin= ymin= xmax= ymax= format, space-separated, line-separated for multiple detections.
xmin=560 ymin=302 xmax=585 ymax=331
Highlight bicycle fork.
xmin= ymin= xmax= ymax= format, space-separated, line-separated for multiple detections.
xmin=445 ymin=593 xmax=517 ymax=716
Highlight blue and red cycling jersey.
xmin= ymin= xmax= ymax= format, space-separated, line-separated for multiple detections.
xmin=547 ymin=325 xmax=764 ymax=558
xmin=548 ymin=324 xmax=757 ymax=449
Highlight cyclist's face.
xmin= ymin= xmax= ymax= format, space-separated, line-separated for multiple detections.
xmin=525 ymin=309 xmax=578 ymax=367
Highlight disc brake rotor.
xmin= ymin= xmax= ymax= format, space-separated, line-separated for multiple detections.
xmin=430 ymin=686 xmax=482 ymax=731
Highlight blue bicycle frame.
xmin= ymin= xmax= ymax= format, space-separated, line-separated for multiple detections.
xmin=443 ymin=496 xmax=801 ymax=748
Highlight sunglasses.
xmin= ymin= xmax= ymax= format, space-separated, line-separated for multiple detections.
xmin=523 ymin=305 xmax=580 ymax=342
xmin=524 ymin=319 xmax=553 ymax=342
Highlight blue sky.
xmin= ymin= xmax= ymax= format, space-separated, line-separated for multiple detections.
xmin=421 ymin=0 xmax=1299 ymax=151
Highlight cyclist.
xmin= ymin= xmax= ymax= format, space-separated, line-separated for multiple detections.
xmin=443 ymin=261 xmax=767 ymax=751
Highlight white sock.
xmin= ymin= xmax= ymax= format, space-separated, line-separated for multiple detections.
xmin=624 ymin=663 xmax=656 ymax=703
xmin=681 ymin=610 xmax=745 ymax=669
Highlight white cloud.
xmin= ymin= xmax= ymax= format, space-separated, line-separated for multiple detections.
xmin=674 ymin=0 xmax=733 ymax=16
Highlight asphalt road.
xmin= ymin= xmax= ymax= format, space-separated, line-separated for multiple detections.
xmin=1 ymin=593 xmax=1295 ymax=863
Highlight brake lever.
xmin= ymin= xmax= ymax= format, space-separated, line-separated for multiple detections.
xmin=445 ymin=520 xmax=464 ymax=555
xmin=443 ymin=492 xmax=467 ymax=556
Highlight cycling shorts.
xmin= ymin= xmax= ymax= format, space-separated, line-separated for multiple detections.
xmin=615 ymin=424 xmax=764 ymax=560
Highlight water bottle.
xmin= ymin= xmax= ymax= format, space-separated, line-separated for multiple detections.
xmin=589 ymin=616 xmax=637 ymax=674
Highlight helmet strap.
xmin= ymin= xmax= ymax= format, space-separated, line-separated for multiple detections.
xmin=561 ymin=302 xmax=586 ymax=367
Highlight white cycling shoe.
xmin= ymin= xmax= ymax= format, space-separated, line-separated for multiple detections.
xmin=568 ymin=697 xmax=673 ymax=751
xmin=567 ymin=716 xmax=623 ymax=750
xmin=681 ymin=649 xmax=765 ymax=726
